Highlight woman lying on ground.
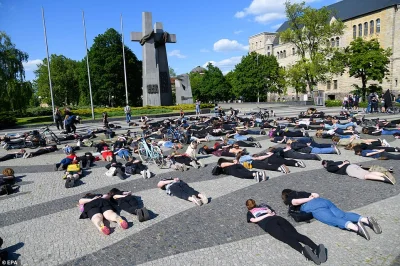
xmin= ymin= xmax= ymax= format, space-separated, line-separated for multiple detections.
xmin=236 ymin=152 xmax=290 ymax=174
xmin=216 ymin=158 xmax=269 ymax=182
xmin=108 ymin=188 xmax=150 ymax=222
xmin=157 ymin=177 xmax=209 ymax=206
xmin=333 ymin=135 xmax=391 ymax=147
xmin=270 ymin=146 xmax=322 ymax=161
xmin=23 ymin=145 xmax=58 ymax=159
xmin=0 ymin=149 xmax=25 ymax=162
xmin=78 ymin=193 xmax=128 ymax=235
xmin=124 ymin=157 xmax=151 ymax=179
xmin=246 ymin=199 xmax=326 ymax=265
xmin=281 ymin=189 xmax=382 ymax=241
xmin=321 ymin=160 xmax=395 ymax=185
xmin=353 ymin=145 xmax=400 ymax=160
xmin=54 ymin=151 xmax=77 ymax=171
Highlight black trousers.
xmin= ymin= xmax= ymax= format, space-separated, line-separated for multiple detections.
xmin=174 ymin=156 xmax=193 ymax=166
xmin=118 ymin=195 xmax=140 ymax=214
xmin=266 ymin=155 xmax=297 ymax=166
xmin=0 ymin=154 xmax=17 ymax=162
xmin=235 ymin=141 xmax=257 ymax=147
xmin=170 ymin=181 xmax=198 ymax=200
xmin=264 ymin=216 xmax=317 ymax=253
xmin=223 ymin=164 xmax=253 ymax=179
xmin=31 ymin=147 xmax=57 ymax=157
xmin=284 ymin=150 xmax=318 ymax=160
xmin=252 ymin=160 xmax=280 ymax=171
xmin=55 ymin=118 xmax=64 ymax=130
xmin=381 ymin=152 xmax=400 ymax=160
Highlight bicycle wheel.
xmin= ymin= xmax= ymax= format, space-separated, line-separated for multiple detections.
xmin=49 ymin=132 xmax=61 ymax=144
xmin=138 ymin=142 xmax=151 ymax=163
xmin=152 ymin=146 xmax=165 ymax=168
xmin=178 ymin=133 xmax=187 ymax=144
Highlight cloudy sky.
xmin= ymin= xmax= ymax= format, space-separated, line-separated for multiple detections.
xmin=0 ymin=0 xmax=338 ymax=80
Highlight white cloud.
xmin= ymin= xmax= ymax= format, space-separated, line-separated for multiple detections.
xmin=23 ymin=59 xmax=43 ymax=72
xmin=235 ymin=0 xmax=319 ymax=24
xmin=200 ymin=48 xmax=210 ymax=53
xmin=234 ymin=30 xmax=243 ymax=35
xmin=202 ymin=56 xmax=243 ymax=73
xmin=213 ymin=39 xmax=249 ymax=52
xmin=168 ymin=50 xmax=187 ymax=59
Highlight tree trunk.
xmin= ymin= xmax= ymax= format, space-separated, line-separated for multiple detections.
xmin=362 ymin=75 xmax=367 ymax=102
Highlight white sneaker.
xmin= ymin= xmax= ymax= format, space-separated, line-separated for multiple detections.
xmin=146 ymin=169 xmax=151 ymax=179
xmin=140 ymin=170 xmax=146 ymax=179
xmin=198 ymin=160 xmax=205 ymax=167
xmin=190 ymin=161 xmax=198 ymax=168
xmin=383 ymin=139 xmax=391 ymax=147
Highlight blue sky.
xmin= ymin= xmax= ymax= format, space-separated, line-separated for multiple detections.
xmin=0 ymin=0 xmax=338 ymax=81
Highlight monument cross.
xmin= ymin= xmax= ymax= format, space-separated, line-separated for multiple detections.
xmin=131 ymin=12 xmax=176 ymax=106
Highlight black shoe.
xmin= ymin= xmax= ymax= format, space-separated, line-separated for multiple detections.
xmin=142 ymin=207 xmax=150 ymax=221
xmin=315 ymin=154 xmax=322 ymax=161
xmin=116 ymin=168 xmax=125 ymax=180
xmin=303 ymin=245 xmax=321 ymax=265
xmin=357 ymin=221 xmax=370 ymax=240
xmin=136 ymin=209 xmax=144 ymax=222
xmin=316 ymin=244 xmax=327 ymax=263
xmin=367 ymin=217 xmax=382 ymax=234
xmin=57 ymin=163 xmax=64 ymax=171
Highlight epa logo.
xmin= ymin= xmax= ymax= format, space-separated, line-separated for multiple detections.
xmin=1 ymin=260 xmax=19 ymax=265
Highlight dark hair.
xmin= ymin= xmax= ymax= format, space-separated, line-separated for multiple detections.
xmin=321 ymin=160 xmax=327 ymax=166
xmin=84 ymin=193 xmax=99 ymax=199
xmin=353 ymin=145 xmax=362 ymax=155
xmin=246 ymin=199 xmax=256 ymax=210
xmin=109 ymin=188 xmax=122 ymax=197
xmin=281 ymin=189 xmax=294 ymax=205
xmin=217 ymin=158 xmax=233 ymax=166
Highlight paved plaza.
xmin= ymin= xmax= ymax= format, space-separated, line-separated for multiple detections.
xmin=0 ymin=105 xmax=400 ymax=266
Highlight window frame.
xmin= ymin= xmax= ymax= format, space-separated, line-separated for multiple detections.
xmin=353 ymin=25 xmax=357 ymax=39
xmin=376 ymin=19 xmax=381 ymax=33
xmin=364 ymin=22 xmax=368 ymax=36
xmin=358 ymin=24 xmax=362 ymax=37
xmin=370 ymin=20 xmax=374 ymax=34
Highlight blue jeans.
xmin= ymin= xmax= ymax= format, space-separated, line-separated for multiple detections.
xmin=366 ymin=103 xmax=371 ymax=113
xmin=196 ymin=106 xmax=200 ymax=114
xmin=234 ymin=134 xmax=248 ymax=141
xmin=310 ymin=147 xmax=335 ymax=154
xmin=126 ymin=113 xmax=131 ymax=123
xmin=60 ymin=158 xmax=73 ymax=166
xmin=117 ymin=149 xmax=130 ymax=158
xmin=301 ymin=198 xmax=361 ymax=229
xmin=382 ymin=129 xmax=400 ymax=135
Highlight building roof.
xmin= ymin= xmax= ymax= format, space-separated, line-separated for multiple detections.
xmin=277 ymin=0 xmax=400 ymax=32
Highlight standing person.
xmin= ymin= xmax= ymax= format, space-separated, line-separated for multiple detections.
xmin=342 ymin=95 xmax=348 ymax=110
xmin=102 ymin=112 xmax=109 ymax=128
xmin=195 ymin=99 xmax=201 ymax=116
xmin=180 ymin=108 xmax=184 ymax=119
xmin=353 ymin=94 xmax=360 ymax=111
xmin=124 ymin=104 xmax=131 ymax=124
xmin=54 ymin=107 xmax=64 ymax=130
xmin=214 ymin=103 xmax=219 ymax=117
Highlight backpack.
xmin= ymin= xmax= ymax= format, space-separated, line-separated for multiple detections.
xmin=288 ymin=205 xmax=313 ymax=223
xmin=125 ymin=164 xmax=135 ymax=175
xmin=64 ymin=146 xmax=73 ymax=155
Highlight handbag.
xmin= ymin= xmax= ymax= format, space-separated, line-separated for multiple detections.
xmin=211 ymin=165 xmax=222 ymax=175
xmin=288 ymin=205 xmax=313 ymax=223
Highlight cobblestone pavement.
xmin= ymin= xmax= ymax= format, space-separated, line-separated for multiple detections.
xmin=0 ymin=106 xmax=399 ymax=266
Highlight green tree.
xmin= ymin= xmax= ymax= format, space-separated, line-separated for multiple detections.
xmin=189 ymin=71 xmax=204 ymax=101
xmin=200 ymin=63 xmax=231 ymax=102
xmin=280 ymin=1 xmax=345 ymax=92
xmin=232 ymin=52 xmax=282 ymax=102
xmin=169 ymin=67 xmax=177 ymax=77
xmin=88 ymin=28 xmax=142 ymax=106
xmin=344 ymin=38 xmax=391 ymax=100
xmin=286 ymin=62 xmax=308 ymax=100
xmin=34 ymin=55 xmax=80 ymax=106
xmin=0 ymin=31 xmax=32 ymax=112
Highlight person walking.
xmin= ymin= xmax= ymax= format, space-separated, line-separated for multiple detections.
xmin=124 ymin=104 xmax=131 ymax=124
xmin=195 ymin=99 xmax=201 ymax=116
xmin=54 ymin=107 xmax=64 ymax=130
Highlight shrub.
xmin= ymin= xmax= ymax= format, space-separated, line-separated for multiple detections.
xmin=324 ymin=100 xmax=342 ymax=107
xmin=0 ymin=112 xmax=17 ymax=129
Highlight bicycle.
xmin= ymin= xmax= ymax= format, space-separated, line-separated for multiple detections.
xmin=137 ymin=136 xmax=165 ymax=168
xmin=251 ymin=107 xmax=269 ymax=120
xmin=164 ymin=127 xmax=187 ymax=144
xmin=41 ymin=125 xmax=61 ymax=145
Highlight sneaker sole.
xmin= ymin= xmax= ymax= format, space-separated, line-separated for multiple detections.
xmin=384 ymin=172 xmax=396 ymax=185
xmin=358 ymin=222 xmax=370 ymax=240
xmin=303 ymin=246 xmax=321 ymax=265
xmin=368 ymin=217 xmax=382 ymax=234
xmin=317 ymin=244 xmax=327 ymax=263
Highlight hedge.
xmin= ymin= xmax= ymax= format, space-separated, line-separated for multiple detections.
xmin=22 ymin=103 xmax=214 ymax=118
xmin=0 ymin=112 xmax=17 ymax=129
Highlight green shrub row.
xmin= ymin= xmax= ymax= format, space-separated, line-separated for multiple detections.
xmin=22 ymin=103 xmax=214 ymax=118
xmin=0 ymin=112 xmax=17 ymax=129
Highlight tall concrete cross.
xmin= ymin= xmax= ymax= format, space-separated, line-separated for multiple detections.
xmin=131 ymin=12 xmax=176 ymax=106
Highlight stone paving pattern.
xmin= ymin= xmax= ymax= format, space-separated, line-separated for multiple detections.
xmin=0 ymin=105 xmax=399 ymax=266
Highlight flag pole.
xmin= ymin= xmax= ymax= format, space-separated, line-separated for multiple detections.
xmin=82 ymin=10 xmax=95 ymax=120
xmin=120 ymin=13 xmax=129 ymax=105
xmin=41 ymin=7 xmax=56 ymax=123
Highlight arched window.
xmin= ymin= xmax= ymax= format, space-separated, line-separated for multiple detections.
xmin=353 ymin=25 xmax=357 ymax=39
xmin=283 ymin=50 xmax=286 ymax=58
xmin=364 ymin=22 xmax=368 ymax=36
xmin=376 ymin=19 xmax=381 ymax=33
xmin=331 ymin=38 xmax=335 ymax=47
xmin=267 ymin=52 xmax=270 ymax=56
xmin=336 ymin=37 xmax=340 ymax=47
xmin=370 ymin=20 xmax=374 ymax=34
xmin=292 ymin=47 xmax=295 ymax=55
xmin=358 ymin=24 xmax=362 ymax=37
xmin=277 ymin=52 xmax=280 ymax=58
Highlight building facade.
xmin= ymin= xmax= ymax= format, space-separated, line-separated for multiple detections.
xmin=249 ymin=0 xmax=400 ymax=100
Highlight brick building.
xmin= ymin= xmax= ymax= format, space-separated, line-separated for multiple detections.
xmin=249 ymin=0 xmax=400 ymax=100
